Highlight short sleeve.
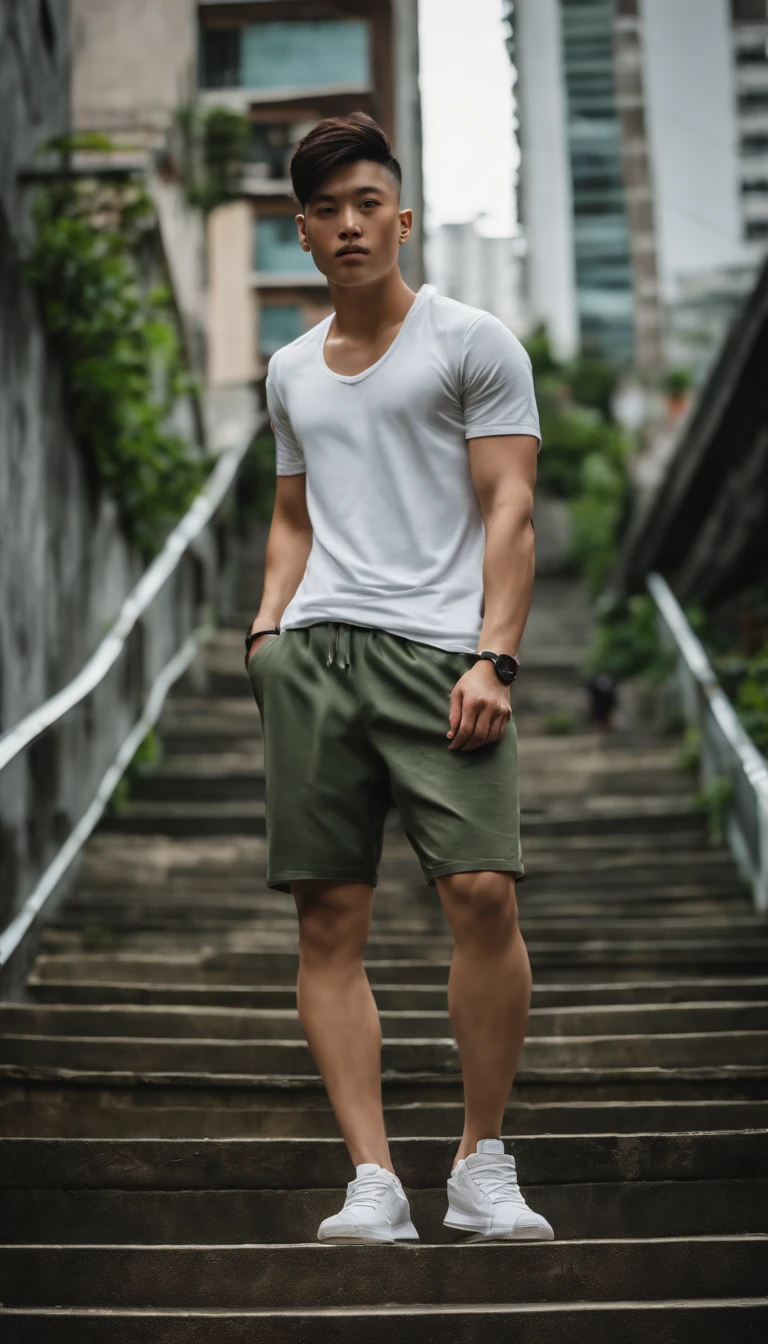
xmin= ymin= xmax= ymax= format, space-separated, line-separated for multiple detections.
xmin=461 ymin=315 xmax=541 ymax=447
xmin=266 ymin=366 xmax=306 ymax=476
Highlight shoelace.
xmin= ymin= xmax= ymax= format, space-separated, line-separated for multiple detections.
xmin=467 ymin=1158 xmax=527 ymax=1205
xmin=344 ymin=1171 xmax=393 ymax=1211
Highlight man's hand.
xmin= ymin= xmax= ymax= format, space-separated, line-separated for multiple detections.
xmin=447 ymin=660 xmax=512 ymax=751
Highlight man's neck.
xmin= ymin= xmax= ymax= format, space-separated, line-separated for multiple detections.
xmin=327 ymin=267 xmax=419 ymax=341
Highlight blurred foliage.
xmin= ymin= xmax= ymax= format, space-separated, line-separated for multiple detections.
xmin=178 ymin=105 xmax=252 ymax=211
xmin=39 ymin=131 xmax=116 ymax=155
xmin=525 ymin=323 xmax=632 ymax=606
xmin=106 ymin=729 xmax=163 ymax=816
xmin=679 ymin=727 xmax=701 ymax=773
xmin=663 ymin=367 xmax=694 ymax=397
xmin=585 ymin=595 xmax=676 ymax=684
xmin=713 ymin=646 xmax=768 ymax=751
xmin=694 ymin=777 xmax=734 ymax=847
xmin=543 ymin=710 xmax=576 ymax=735
xmin=24 ymin=177 xmax=208 ymax=557
xmin=235 ymin=433 xmax=278 ymax=531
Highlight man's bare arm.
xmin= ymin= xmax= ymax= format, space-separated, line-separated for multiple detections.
xmin=246 ymin=473 xmax=312 ymax=664
xmin=446 ymin=434 xmax=538 ymax=751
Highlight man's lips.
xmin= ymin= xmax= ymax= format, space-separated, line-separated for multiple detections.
xmin=336 ymin=246 xmax=369 ymax=257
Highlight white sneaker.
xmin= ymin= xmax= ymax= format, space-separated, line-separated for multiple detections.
xmin=317 ymin=1163 xmax=420 ymax=1244
xmin=444 ymin=1138 xmax=554 ymax=1241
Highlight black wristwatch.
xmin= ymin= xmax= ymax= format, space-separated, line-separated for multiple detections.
xmin=470 ymin=650 xmax=520 ymax=685
xmin=245 ymin=624 xmax=280 ymax=656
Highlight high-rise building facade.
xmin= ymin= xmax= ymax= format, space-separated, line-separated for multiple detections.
xmin=200 ymin=0 xmax=424 ymax=386
xmin=428 ymin=220 xmax=528 ymax=337
xmin=509 ymin=0 xmax=768 ymax=372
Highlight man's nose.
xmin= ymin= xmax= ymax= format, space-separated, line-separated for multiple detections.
xmin=338 ymin=215 xmax=362 ymax=237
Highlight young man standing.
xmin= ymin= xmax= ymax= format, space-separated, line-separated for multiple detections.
xmin=245 ymin=113 xmax=552 ymax=1245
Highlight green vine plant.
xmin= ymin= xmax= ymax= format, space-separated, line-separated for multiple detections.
xmin=176 ymin=105 xmax=253 ymax=212
xmin=24 ymin=173 xmax=209 ymax=558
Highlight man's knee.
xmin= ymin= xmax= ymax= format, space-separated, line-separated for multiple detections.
xmin=293 ymin=879 xmax=372 ymax=963
xmin=438 ymin=870 xmax=519 ymax=945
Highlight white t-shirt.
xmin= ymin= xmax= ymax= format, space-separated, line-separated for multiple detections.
xmin=266 ymin=282 xmax=541 ymax=655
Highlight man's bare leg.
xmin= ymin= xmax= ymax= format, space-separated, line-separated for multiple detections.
xmin=436 ymin=870 xmax=532 ymax=1167
xmin=291 ymin=878 xmax=394 ymax=1173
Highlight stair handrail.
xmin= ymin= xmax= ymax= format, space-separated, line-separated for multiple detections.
xmin=647 ymin=572 xmax=768 ymax=913
xmin=0 ymin=420 xmax=265 ymax=990
xmin=0 ymin=434 xmax=259 ymax=775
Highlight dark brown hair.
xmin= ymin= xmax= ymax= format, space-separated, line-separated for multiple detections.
xmin=290 ymin=111 xmax=402 ymax=208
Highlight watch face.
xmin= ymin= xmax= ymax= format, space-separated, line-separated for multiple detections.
xmin=495 ymin=654 xmax=518 ymax=684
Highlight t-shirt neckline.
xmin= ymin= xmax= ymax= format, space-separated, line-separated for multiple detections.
xmin=318 ymin=283 xmax=434 ymax=384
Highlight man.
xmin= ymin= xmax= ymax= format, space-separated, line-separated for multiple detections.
xmin=245 ymin=112 xmax=552 ymax=1245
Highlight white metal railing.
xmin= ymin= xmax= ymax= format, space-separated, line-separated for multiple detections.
xmin=648 ymin=572 xmax=768 ymax=913
xmin=0 ymin=422 xmax=264 ymax=986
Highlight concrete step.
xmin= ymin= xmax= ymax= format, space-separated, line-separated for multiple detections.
xmin=5 ymin=1064 xmax=767 ymax=1105
xmin=97 ymin=800 xmax=709 ymax=839
xmin=25 ymin=974 xmax=768 ymax=1008
xmin=3 ymin=1133 xmax=765 ymax=1190
xmin=28 ymin=951 xmax=768 ymax=989
xmin=2 ymin=1029 xmax=767 ymax=1075
xmin=3 ymin=1299 xmax=768 ymax=1344
xmin=2 ymin=1237 xmax=766 ymax=1309
xmin=3 ymin=1177 xmax=767 ymax=1244
xmin=33 ymin=939 xmax=768 ymax=980
xmin=4 ymin=1001 xmax=767 ymax=1042
xmin=4 ymin=1093 xmax=768 ymax=1138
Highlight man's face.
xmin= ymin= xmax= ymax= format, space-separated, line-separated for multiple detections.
xmin=297 ymin=160 xmax=413 ymax=287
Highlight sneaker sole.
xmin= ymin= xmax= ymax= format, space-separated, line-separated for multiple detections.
xmin=444 ymin=1214 xmax=554 ymax=1242
xmin=318 ymin=1221 xmax=420 ymax=1245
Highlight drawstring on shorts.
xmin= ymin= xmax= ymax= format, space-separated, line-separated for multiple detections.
xmin=327 ymin=621 xmax=351 ymax=669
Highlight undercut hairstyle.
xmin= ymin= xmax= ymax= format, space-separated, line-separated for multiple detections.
xmin=290 ymin=111 xmax=402 ymax=208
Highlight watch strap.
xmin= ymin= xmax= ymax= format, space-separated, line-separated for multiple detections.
xmin=245 ymin=625 xmax=280 ymax=653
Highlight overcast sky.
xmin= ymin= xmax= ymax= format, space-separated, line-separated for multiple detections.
xmin=418 ymin=0 xmax=517 ymax=238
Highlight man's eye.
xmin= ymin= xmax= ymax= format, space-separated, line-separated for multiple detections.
xmin=362 ymin=200 xmax=379 ymax=208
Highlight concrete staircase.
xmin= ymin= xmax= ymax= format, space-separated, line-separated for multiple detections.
xmin=1 ymin=547 xmax=767 ymax=1339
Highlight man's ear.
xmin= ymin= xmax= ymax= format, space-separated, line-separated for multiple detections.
xmin=296 ymin=213 xmax=310 ymax=253
xmin=398 ymin=207 xmax=413 ymax=243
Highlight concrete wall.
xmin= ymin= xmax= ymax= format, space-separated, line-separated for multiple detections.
xmin=70 ymin=0 xmax=198 ymax=139
xmin=208 ymin=200 xmax=257 ymax=385
xmin=0 ymin=1 xmax=239 ymax=959
xmin=393 ymin=0 xmax=424 ymax=289
xmin=0 ymin=0 xmax=70 ymax=240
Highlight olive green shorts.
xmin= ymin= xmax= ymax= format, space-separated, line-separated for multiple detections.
xmin=247 ymin=621 xmax=524 ymax=894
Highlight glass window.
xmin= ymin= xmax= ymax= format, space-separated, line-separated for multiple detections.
xmin=242 ymin=21 xmax=370 ymax=90
xmin=746 ymin=218 xmax=768 ymax=239
xmin=742 ymin=133 xmax=768 ymax=154
xmin=739 ymin=91 xmax=768 ymax=112
xmin=255 ymin=216 xmax=317 ymax=273
xmin=736 ymin=44 xmax=768 ymax=65
xmin=249 ymin=123 xmax=297 ymax=180
xmin=201 ymin=28 xmax=241 ymax=89
xmin=260 ymin=305 xmax=303 ymax=356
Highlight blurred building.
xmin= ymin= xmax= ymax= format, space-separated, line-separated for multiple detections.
xmin=508 ymin=0 xmax=768 ymax=373
xmin=427 ymin=219 xmax=528 ymax=336
xmin=733 ymin=0 xmax=768 ymax=254
xmin=199 ymin=0 xmax=424 ymax=386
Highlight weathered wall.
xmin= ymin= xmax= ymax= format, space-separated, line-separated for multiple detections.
xmin=70 ymin=0 xmax=198 ymax=139
xmin=0 ymin=0 xmax=142 ymax=931
xmin=0 ymin=1 xmax=229 ymax=959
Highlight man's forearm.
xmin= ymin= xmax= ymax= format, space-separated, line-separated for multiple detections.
xmin=251 ymin=513 xmax=312 ymax=629
xmin=477 ymin=504 xmax=535 ymax=656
